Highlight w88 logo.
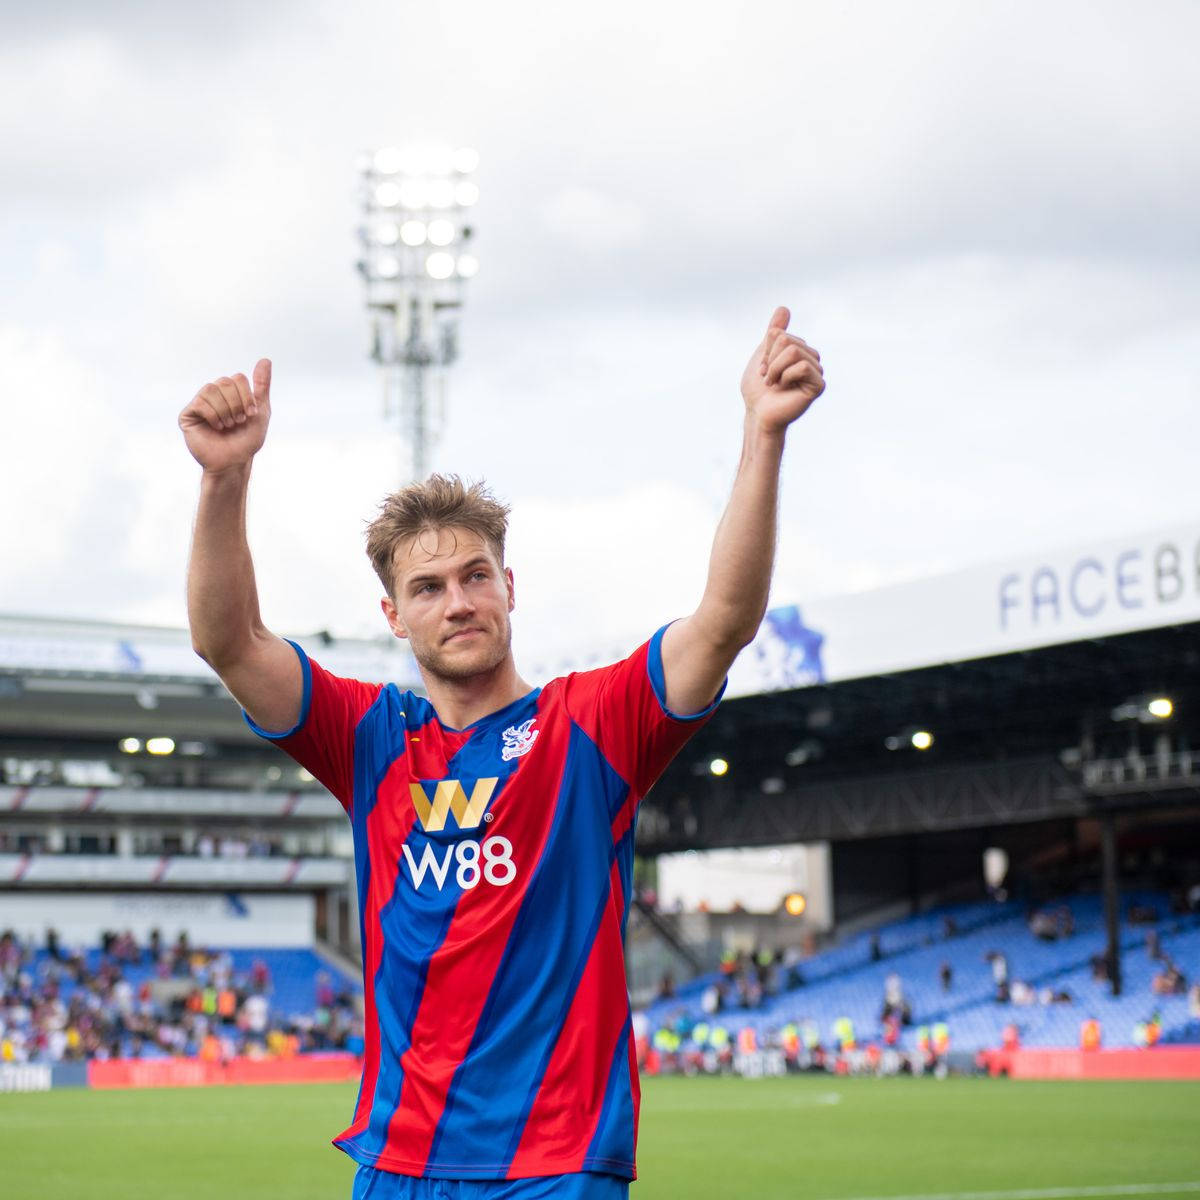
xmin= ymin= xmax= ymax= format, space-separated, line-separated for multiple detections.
xmin=402 ymin=836 xmax=516 ymax=892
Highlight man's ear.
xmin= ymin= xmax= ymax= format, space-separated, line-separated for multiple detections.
xmin=381 ymin=595 xmax=408 ymax=640
xmin=505 ymin=567 xmax=515 ymax=613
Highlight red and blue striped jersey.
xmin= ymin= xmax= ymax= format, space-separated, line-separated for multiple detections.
xmin=244 ymin=624 xmax=721 ymax=1181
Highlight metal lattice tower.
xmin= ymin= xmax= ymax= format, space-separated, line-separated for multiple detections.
xmin=356 ymin=146 xmax=479 ymax=482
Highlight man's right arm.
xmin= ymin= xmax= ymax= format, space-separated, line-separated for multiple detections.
xmin=181 ymin=359 xmax=301 ymax=734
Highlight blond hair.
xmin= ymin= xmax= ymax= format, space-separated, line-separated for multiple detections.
xmin=365 ymin=474 xmax=511 ymax=596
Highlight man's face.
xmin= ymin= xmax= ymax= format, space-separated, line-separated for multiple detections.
xmin=381 ymin=526 xmax=515 ymax=684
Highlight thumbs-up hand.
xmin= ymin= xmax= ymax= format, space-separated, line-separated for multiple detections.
xmin=739 ymin=307 xmax=824 ymax=432
xmin=179 ymin=358 xmax=273 ymax=473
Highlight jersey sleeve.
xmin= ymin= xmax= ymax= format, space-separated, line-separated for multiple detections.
xmin=242 ymin=639 xmax=384 ymax=814
xmin=562 ymin=622 xmax=725 ymax=795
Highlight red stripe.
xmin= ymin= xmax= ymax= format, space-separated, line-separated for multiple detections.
xmin=10 ymin=786 xmax=29 ymax=811
xmin=378 ymin=694 xmax=570 ymax=1173
xmin=151 ymin=856 xmax=170 ymax=883
xmin=281 ymin=792 xmax=300 ymax=817
xmin=79 ymin=788 xmax=100 ymax=812
xmin=283 ymin=859 xmax=301 ymax=884
xmin=507 ymin=854 xmax=630 ymax=1176
xmin=338 ymin=754 xmax=420 ymax=1142
xmin=13 ymin=853 xmax=31 ymax=882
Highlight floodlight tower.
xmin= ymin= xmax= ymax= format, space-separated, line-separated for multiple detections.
xmin=356 ymin=145 xmax=479 ymax=482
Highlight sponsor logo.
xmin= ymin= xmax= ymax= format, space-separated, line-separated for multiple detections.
xmin=402 ymin=836 xmax=516 ymax=892
xmin=404 ymin=777 xmax=515 ymax=891
xmin=409 ymin=778 xmax=498 ymax=832
xmin=500 ymin=718 xmax=539 ymax=761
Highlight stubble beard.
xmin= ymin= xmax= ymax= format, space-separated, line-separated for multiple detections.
xmin=410 ymin=616 xmax=513 ymax=684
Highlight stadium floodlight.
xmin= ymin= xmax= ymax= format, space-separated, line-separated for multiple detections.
xmin=357 ymin=144 xmax=479 ymax=481
xmin=1112 ymin=694 xmax=1176 ymax=723
xmin=118 ymin=737 xmax=141 ymax=754
xmin=145 ymin=737 xmax=176 ymax=756
xmin=911 ymin=729 xmax=934 ymax=750
xmin=784 ymin=892 xmax=808 ymax=917
xmin=709 ymin=757 xmax=729 ymax=776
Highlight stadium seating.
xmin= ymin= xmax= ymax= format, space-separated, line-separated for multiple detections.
xmin=639 ymin=893 xmax=1200 ymax=1053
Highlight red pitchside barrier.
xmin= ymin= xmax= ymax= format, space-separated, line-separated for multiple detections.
xmin=88 ymin=1052 xmax=362 ymax=1089
xmin=979 ymin=1046 xmax=1200 ymax=1080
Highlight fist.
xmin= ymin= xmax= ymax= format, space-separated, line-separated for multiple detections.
xmin=179 ymin=359 xmax=272 ymax=473
xmin=740 ymin=307 xmax=824 ymax=433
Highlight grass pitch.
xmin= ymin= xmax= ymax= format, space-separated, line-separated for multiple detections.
xmin=2 ymin=1075 xmax=1198 ymax=1199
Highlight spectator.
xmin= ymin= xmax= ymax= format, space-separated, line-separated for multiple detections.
xmin=939 ymin=961 xmax=952 ymax=992
xmin=987 ymin=950 xmax=1009 ymax=1001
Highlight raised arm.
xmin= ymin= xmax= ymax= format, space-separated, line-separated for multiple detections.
xmin=660 ymin=306 xmax=825 ymax=714
xmin=180 ymin=359 xmax=302 ymax=733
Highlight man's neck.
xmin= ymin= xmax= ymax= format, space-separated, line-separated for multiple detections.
xmin=421 ymin=657 xmax=533 ymax=731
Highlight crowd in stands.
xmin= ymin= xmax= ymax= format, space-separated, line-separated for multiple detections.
xmin=637 ymin=888 xmax=1200 ymax=1075
xmin=0 ymin=928 xmax=362 ymax=1066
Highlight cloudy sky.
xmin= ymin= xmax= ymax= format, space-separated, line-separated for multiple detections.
xmin=3 ymin=1 xmax=1197 ymax=670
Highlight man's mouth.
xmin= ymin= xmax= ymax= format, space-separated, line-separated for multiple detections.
xmin=443 ymin=628 xmax=483 ymax=644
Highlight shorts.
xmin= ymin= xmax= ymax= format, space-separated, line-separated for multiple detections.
xmin=351 ymin=1164 xmax=630 ymax=1200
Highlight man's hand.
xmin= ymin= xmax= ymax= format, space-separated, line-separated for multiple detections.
xmin=740 ymin=307 xmax=824 ymax=433
xmin=179 ymin=358 xmax=272 ymax=473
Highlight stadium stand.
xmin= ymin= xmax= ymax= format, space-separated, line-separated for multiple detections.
xmin=0 ymin=928 xmax=362 ymax=1065
xmin=637 ymin=891 xmax=1200 ymax=1063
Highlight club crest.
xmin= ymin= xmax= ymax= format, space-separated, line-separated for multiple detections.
xmin=500 ymin=718 xmax=539 ymax=761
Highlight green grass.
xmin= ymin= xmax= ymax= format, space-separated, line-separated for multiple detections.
xmin=2 ymin=1076 xmax=1198 ymax=1199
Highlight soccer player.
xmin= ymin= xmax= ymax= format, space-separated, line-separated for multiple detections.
xmin=180 ymin=306 xmax=824 ymax=1198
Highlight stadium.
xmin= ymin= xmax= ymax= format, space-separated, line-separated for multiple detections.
xmin=5 ymin=5 xmax=1199 ymax=1199
xmin=3 ymin=521 xmax=1198 ymax=1196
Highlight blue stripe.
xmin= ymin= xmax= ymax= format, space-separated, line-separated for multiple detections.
xmin=427 ymin=724 xmax=629 ymax=1175
xmin=646 ymin=623 xmax=726 ymax=721
xmin=241 ymin=638 xmax=312 ymax=738
xmin=583 ymin=1012 xmax=635 ymax=1175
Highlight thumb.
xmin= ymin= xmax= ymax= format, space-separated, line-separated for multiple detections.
xmin=252 ymin=358 xmax=272 ymax=406
xmin=766 ymin=305 xmax=790 ymax=336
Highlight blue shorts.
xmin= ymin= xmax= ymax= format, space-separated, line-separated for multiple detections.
xmin=351 ymin=1164 xmax=630 ymax=1200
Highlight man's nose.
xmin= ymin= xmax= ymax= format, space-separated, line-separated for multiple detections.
xmin=444 ymin=582 xmax=474 ymax=617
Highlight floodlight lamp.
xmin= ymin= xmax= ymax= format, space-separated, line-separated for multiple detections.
xmin=709 ymin=757 xmax=729 ymax=776
xmin=427 ymin=179 xmax=456 ymax=209
xmin=146 ymin=737 xmax=176 ymax=756
xmin=400 ymin=220 xmax=427 ymax=246
xmin=455 ymin=181 xmax=480 ymax=207
xmin=374 ymin=223 xmax=400 ymax=246
xmin=911 ymin=730 xmax=934 ymax=750
xmin=374 ymin=147 xmax=403 ymax=174
xmin=298 ymin=767 xmax=315 ymax=783
xmin=399 ymin=179 xmax=428 ymax=209
xmin=456 ymin=254 xmax=479 ymax=278
xmin=784 ymin=892 xmax=807 ymax=917
xmin=1147 ymin=697 xmax=1173 ymax=719
xmin=427 ymin=218 xmax=455 ymax=246
xmin=374 ymin=182 xmax=402 ymax=207
xmin=425 ymin=252 xmax=455 ymax=279
xmin=118 ymin=737 xmax=141 ymax=754
xmin=375 ymin=254 xmax=401 ymax=279
xmin=453 ymin=147 xmax=480 ymax=173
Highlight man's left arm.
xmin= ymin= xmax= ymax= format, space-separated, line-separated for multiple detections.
xmin=661 ymin=305 xmax=825 ymax=714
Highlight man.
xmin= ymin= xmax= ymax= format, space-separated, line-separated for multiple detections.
xmin=180 ymin=306 xmax=824 ymax=1198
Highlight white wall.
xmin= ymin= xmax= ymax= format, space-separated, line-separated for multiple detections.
xmin=656 ymin=842 xmax=831 ymax=929
xmin=0 ymin=891 xmax=315 ymax=949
